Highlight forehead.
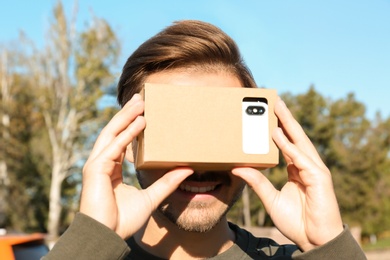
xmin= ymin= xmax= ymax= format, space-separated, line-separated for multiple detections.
xmin=145 ymin=69 xmax=243 ymax=89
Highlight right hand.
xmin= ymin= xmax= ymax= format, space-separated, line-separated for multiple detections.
xmin=232 ymin=98 xmax=343 ymax=251
xmin=80 ymin=94 xmax=193 ymax=239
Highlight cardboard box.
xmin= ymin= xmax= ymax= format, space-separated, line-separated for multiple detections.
xmin=135 ymin=83 xmax=279 ymax=171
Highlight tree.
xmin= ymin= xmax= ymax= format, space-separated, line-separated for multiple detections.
xmin=277 ymin=88 xmax=390 ymax=237
xmin=0 ymin=50 xmax=12 ymax=228
xmin=0 ymin=45 xmax=50 ymax=232
xmin=6 ymin=73 xmax=50 ymax=232
xmin=330 ymin=98 xmax=390 ymax=236
xmin=25 ymin=2 xmax=120 ymax=241
xmin=327 ymin=94 xmax=373 ymax=232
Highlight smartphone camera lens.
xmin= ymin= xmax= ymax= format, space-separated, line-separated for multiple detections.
xmin=258 ymin=106 xmax=265 ymax=115
xmin=246 ymin=106 xmax=265 ymax=115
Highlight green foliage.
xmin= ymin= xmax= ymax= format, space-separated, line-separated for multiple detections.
xmin=230 ymin=85 xmax=390 ymax=238
xmin=268 ymin=87 xmax=390 ymax=237
xmin=0 ymin=1 xmax=121 ymax=235
xmin=1 ymin=2 xmax=389 ymax=240
xmin=1 ymin=73 xmax=50 ymax=232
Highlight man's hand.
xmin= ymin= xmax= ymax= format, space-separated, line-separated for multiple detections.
xmin=80 ymin=94 xmax=193 ymax=239
xmin=232 ymin=97 xmax=343 ymax=251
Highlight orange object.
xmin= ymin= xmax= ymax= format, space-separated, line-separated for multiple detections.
xmin=0 ymin=233 xmax=48 ymax=260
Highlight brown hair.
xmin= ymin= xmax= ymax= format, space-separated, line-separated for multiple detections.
xmin=117 ymin=20 xmax=256 ymax=106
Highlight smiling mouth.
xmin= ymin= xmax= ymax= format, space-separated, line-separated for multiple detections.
xmin=179 ymin=184 xmax=217 ymax=193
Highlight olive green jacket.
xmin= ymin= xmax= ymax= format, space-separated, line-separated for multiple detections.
xmin=43 ymin=213 xmax=366 ymax=259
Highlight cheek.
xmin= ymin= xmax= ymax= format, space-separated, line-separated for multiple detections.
xmin=137 ymin=170 xmax=166 ymax=189
xmin=217 ymin=173 xmax=245 ymax=201
xmin=229 ymin=172 xmax=246 ymax=188
xmin=226 ymin=174 xmax=246 ymax=199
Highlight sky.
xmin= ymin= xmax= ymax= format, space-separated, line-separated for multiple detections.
xmin=1 ymin=0 xmax=389 ymax=119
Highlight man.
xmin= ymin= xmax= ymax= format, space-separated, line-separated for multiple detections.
xmin=44 ymin=20 xmax=366 ymax=259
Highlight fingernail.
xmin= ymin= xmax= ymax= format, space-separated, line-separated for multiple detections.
xmin=132 ymin=94 xmax=142 ymax=101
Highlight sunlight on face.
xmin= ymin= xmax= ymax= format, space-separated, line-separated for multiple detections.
xmin=136 ymin=69 xmax=246 ymax=232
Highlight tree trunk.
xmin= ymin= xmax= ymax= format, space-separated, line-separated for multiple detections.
xmin=0 ymin=51 xmax=10 ymax=227
xmin=47 ymin=162 xmax=63 ymax=246
xmin=242 ymin=185 xmax=251 ymax=228
xmin=257 ymin=208 xmax=266 ymax=226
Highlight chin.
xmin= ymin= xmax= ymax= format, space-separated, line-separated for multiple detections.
xmin=158 ymin=203 xmax=230 ymax=233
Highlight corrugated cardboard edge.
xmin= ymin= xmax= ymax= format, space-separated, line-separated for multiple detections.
xmin=134 ymin=88 xmax=146 ymax=169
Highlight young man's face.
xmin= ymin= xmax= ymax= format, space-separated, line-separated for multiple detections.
xmin=136 ymin=69 xmax=247 ymax=233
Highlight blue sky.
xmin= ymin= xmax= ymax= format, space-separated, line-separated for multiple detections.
xmin=1 ymin=0 xmax=389 ymax=119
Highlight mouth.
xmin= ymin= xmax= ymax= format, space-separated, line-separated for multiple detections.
xmin=172 ymin=171 xmax=230 ymax=200
xmin=179 ymin=183 xmax=218 ymax=193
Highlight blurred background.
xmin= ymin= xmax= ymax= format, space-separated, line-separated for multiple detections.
xmin=0 ymin=0 xmax=389 ymax=256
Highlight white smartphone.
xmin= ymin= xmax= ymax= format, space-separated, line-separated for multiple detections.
xmin=242 ymin=97 xmax=269 ymax=154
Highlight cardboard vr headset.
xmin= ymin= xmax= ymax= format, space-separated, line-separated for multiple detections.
xmin=134 ymin=83 xmax=279 ymax=171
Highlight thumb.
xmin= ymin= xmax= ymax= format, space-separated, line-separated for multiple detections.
xmin=144 ymin=168 xmax=194 ymax=210
xmin=231 ymin=167 xmax=278 ymax=213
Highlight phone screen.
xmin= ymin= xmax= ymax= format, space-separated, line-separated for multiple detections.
xmin=242 ymin=97 xmax=269 ymax=154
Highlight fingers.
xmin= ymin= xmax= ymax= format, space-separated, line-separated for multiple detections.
xmin=84 ymin=116 xmax=145 ymax=181
xmin=99 ymin=116 xmax=146 ymax=163
xmin=103 ymin=94 xmax=143 ymax=136
xmin=83 ymin=94 xmax=146 ymax=184
xmin=273 ymin=127 xmax=330 ymax=184
xmin=90 ymin=94 xmax=145 ymax=160
xmin=273 ymin=127 xmax=312 ymax=169
xmin=274 ymin=97 xmax=306 ymax=144
xmin=231 ymin=167 xmax=278 ymax=213
xmin=145 ymin=168 xmax=194 ymax=210
xmin=274 ymin=98 xmax=326 ymax=169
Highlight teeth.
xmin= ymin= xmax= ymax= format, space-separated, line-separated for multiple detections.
xmin=180 ymin=184 xmax=216 ymax=193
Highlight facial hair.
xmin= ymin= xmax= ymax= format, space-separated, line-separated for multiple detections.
xmin=137 ymin=170 xmax=245 ymax=233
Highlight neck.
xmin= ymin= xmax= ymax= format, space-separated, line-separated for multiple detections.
xmin=134 ymin=212 xmax=235 ymax=259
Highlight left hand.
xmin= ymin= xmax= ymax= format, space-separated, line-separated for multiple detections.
xmin=80 ymin=94 xmax=193 ymax=239
xmin=232 ymin=97 xmax=343 ymax=251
